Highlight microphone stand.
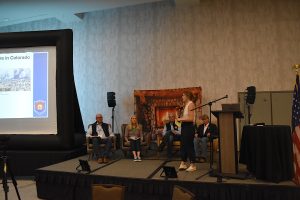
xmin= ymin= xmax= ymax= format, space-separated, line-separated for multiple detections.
xmin=194 ymin=95 xmax=228 ymax=181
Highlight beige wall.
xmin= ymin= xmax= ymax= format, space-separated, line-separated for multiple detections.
xmin=1 ymin=0 xmax=299 ymax=131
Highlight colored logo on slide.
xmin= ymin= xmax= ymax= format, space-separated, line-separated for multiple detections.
xmin=34 ymin=100 xmax=46 ymax=115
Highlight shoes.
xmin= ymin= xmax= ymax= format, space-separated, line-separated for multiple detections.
xmin=178 ymin=162 xmax=188 ymax=170
xmin=134 ymin=157 xmax=142 ymax=162
xmin=97 ymin=158 xmax=103 ymax=164
xmin=103 ymin=157 xmax=109 ymax=163
xmin=186 ymin=164 xmax=197 ymax=172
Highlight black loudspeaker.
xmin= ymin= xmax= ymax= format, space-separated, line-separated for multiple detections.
xmin=107 ymin=92 xmax=116 ymax=107
xmin=76 ymin=159 xmax=91 ymax=174
xmin=246 ymin=86 xmax=256 ymax=104
xmin=160 ymin=166 xmax=178 ymax=178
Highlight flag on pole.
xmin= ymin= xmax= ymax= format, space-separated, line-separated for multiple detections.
xmin=292 ymin=74 xmax=300 ymax=185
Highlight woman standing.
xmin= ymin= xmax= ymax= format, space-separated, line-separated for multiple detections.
xmin=125 ymin=115 xmax=143 ymax=161
xmin=177 ymin=91 xmax=196 ymax=171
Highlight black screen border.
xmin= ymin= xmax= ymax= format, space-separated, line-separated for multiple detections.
xmin=0 ymin=29 xmax=85 ymax=150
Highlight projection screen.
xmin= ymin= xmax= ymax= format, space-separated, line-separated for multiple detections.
xmin=0 ymin=46 xmax=57 ymax=134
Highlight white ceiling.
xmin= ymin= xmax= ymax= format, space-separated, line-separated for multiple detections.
xmin=0 ymin=0 xmax=167 ymax=27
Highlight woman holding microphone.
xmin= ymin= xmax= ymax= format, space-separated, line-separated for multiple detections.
xmin=177 ymin=91 xmax=196 ymax=172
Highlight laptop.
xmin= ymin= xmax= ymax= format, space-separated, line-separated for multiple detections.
xmin=221 ymin=104 xmax=240 ymax=112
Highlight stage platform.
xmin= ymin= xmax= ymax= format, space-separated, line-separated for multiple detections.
xmin=35 ymin=154 xmax=300 ymax=200
xmin=6 ymin=146 xmax=86 ymax=176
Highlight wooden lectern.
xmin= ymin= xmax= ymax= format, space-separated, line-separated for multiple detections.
xmin=212 ymin=110 xmax=243 ymax=175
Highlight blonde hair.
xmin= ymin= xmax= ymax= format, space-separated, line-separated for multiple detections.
xmin=201 ymin=114 xmax=209 ymax=120
xmin=128 ymin=115 xmax=141 ymax=130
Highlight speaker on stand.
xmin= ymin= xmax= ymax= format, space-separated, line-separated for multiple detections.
xmin=107 ymin=92 xmax=116 ymax=132
xmin=245 ymin=86 xmax=256 ymax=124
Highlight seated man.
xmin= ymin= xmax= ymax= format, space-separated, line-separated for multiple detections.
xmin=158 ymin=113 xmax=181 ymax=159
xmin=87 ymin=113 xmax=115 ymax=164
xmin=194 ymin=114 xmax=218 ymax=163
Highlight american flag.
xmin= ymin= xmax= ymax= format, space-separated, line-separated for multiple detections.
xmin=292 ymin=74 xmax=300 ymax=185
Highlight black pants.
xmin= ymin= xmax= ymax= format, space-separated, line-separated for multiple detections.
xmin=159 ymin=131 xmax=181 ymax=158
xmin=130 ymin=139 xmax=141 ymax=151
xmin=180 ymin=122 xmax=196 ymax=163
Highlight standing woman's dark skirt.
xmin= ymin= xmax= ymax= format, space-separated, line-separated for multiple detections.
xmin=180 ymin=122 xmax=196 ymax=163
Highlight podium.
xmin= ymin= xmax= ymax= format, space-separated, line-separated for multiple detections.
xmin=212 ymin=110 xmax=243 ymax=175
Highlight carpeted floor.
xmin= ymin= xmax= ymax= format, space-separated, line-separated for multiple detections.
xmin=0 ymin=179 xmax=41 ymax=200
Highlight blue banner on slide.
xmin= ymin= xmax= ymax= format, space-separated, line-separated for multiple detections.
xmin=33 ymin=52 xmax=48 ymax=117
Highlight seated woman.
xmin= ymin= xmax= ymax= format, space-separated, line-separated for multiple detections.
xmin=125 ymin=115 xmax=143 ymax=161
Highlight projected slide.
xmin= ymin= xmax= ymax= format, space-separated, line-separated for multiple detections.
xmin=0 ymin=52 xmax=48 ymax=118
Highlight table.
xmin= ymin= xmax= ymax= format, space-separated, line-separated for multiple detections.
xmin=239 ymin=125 xmax=294 ymax=182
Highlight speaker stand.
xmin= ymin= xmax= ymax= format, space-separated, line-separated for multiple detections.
xmin=111 ymin=107 xmax=115 ymax=132
xmin=247 ymin=103 xmax=251 ymax=124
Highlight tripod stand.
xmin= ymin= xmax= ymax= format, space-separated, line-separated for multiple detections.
xmin=194 ymin=95 xmax=228 ymax=181
xmin=0 ymin=145 xmax=21 ymax=200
